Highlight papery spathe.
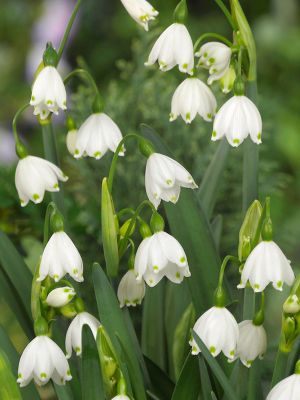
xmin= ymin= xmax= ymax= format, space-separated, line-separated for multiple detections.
xmin=15 ymin=155 xmax=68 ymax=207
xmin=65 ymin=312 xmax=101 ymax=358
xmin=212 ymin=95 xmax=262 ymax=147
xmin=120 ymin=0 xmax=158 ymax=31
xmin=30 ymin=66 xmax=67 ymax=120
xmin=145 ymin=153 xmax=197 ymax=209
xmin=170 ymin=78 xmax=217 ymax=123
xmin=17 ymin=336 xmax=71 ymax=387
xmin=38 ymin=231 xmax=83 ymax=283
xmin=134 ymin=231 xmax=190 ymax=287
xmin=46 ymin=287 xmax=76 ymax=308
xmin=190 ymin=306 xmax=239 ymax=360
xmin=74 ymin=113 xmax=124 ymax=160
xmin=145 ymin=23 xmax=194 ymax=74
xmin=196 ymin=42 xmax=232 ymax=85
xmin=117 ymin=269 xmax=146 ymax=307
xmin=238 ymin=241 xmax=295 ymax=292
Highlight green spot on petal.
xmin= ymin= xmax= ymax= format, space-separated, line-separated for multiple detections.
xmin=257 ymin=132 xmax=261 ymax=140
xmin=209 ymin=346 xmax=216 ymax=354
xmin=208 ymin=57 xmax=215 ymax=64
xmin=180 ymin=256 xmax=186 ymax=263
xmin=94 ymin=151 xmax=102 ymax=158
xmin=33 ymin=193 xmax=40 ymax=200
xmin=182 ymin=63 xmax=188 ymax=69
xmin=176 ymin=272 xmax=181 ymax=279
xmin=254 ymin=283 xmax=260 ymax=289
xmin=277 ymin=281 xmax=283 ymax=288
xmin=212 ymin=131 xmax=217 ymax=138
xmin=40 ymin=372 xmax=47 ymax=378
xmin=233 ymin=138 xmax=240 ymax=144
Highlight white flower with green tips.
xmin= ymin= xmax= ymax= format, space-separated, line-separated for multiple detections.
xmin=117 ymin=269 xmax=146 ymax=307
xmin=15 ymin=155 xmax=68 ymax=207
xmin=17 ymin=336 xmax=71 ymax=387
xmin=145 ymin=23 xmax=194 ymax=74
xmin=231 ymin=320 xmax=267 ymax=367
xmin=145 ymin=153 xmax=197 ymax=209
xmin=46 ymin=287 xmax=76 ymax=308
xmin=30 ymin=66 xmax=67 ymax=120
xmin=65 ymin=312 xmax=101 ymax=358
xmin=120 ymin=0 xmax=158 ymax=31
xmin=134 ymin=231 xmax=190 ymax=287
xmin=190 ymin=306 xmax=239 ymax=360
xmin=212 ymin=95 xmax=262 ymax=147
xmin=170 ymin=77 xmax=217 ymax=123
xmin=196 ymin=42 xmax=232 ymax=85
xmin=267 ymin=369 xmax=300 ymax=400
xmin=238 ymin=241 xmax=295 ymax=292
xmin=74 ymin=113 xmax=124 ymax=160
xmin=38 ymin=232 xmax=83 ymax=283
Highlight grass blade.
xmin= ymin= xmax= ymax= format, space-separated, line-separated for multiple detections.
xmin=171 ymin=353 xmax=201 ymax=400
xmin=192 ymin=331 xmax=239 ymax=400
xmin=81 ymin=325 xmax=105 ymax=400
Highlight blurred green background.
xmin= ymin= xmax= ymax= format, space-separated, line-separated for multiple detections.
xmin=0 ymin=0 xmax=300 ymax=397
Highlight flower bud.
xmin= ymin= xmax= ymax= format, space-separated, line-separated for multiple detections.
xmin=283 ymin=316 xmax=296 ymax=341
xmin=119 ymin=219 xmax=136 ymax=239
xmin=283 ymin=295 xmax=300 ymax=315
xmin=219 ymin=65 xmax=236 ymax=94
xmin=150 ymin=212 xmax=165 ymax=233
xmin=46 ymin=287 xmax=76 ymax=308
xmin=238 ymin=199 xmax=262 ymax=261
xmin=74 ymin=297 xmax=85 ymax=313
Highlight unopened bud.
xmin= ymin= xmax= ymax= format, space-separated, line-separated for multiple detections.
xmin=46 ymin=287 xmax=76 ymax=308
xmin=119 ymin=219 xmax=136 ymax=238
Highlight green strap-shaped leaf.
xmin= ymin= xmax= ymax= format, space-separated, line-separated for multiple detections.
xmin=197 ymin=138 xmax=230 ymax=219
xmin=92 ymin=263 xmax=147 ymax=400
xmin=81 ymin=325 xmax=105 ymax=400
xmin=142 ymin=282 xmax=167 ymax=371
xmin=192 ymin=331 xmax=239 ymax=400
xmin=0 ymin=268 xmax=33 ymax=338
xmin=171 ymin=353 xmax=202 ymax=400
xmin=144 ymin=356 xmax=175 ymax=400
xmin=198 ymin=356 xmax=213 ymax=400
xmin=101 ymin=178 xmax=119 ymax=277
xmin=0 ymin=349 xmax=22 ymax=400
xmin=0 ymin=231 xmax=33 ymax=320
xmin=0 ymin=326 xmax=39 ymax=400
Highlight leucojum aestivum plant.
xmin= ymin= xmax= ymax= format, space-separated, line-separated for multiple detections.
xmin=2 ymin=0 xmax=300 ymax=399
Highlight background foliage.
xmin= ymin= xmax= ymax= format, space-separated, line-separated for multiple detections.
xmin=0 ymin=0 xmax=300 ymax=398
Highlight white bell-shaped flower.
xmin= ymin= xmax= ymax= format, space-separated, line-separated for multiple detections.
xmin=120 ymin=0 xmax=158 ymax=31
xmin=170 ymin=78 xmax=217 ymax=124
xmin=38 ymin=231 xmax=84 ymax=283
xmin=117 ymin=269 xmax=146 ymax=307
xmin=190 ymin=306 xmax=239 ymax=360
xmin=15 ymin=156 xmax=68 ymax=207
xmin=66 ymin=129 xmax=77 ymax=155
xmin=30 ymin=66 xmax=67 ymax=120
xmin=134 ymin=231 xmax=190 ymax=287
xmin=46 ymin=287 xmax=76 ymax=308
xmin=232 ymin=320 xmax=267 ymax=367
xmin=112 ymin=396 xmax=131 ymax=400
xmin=17 ymin=336 xmax=71 ymax=387
xmin=145 ymin=153 xmax=197 ymax=209
xmin=145 ymin=23 xmax=194 ymax=74
xmin=74 ymin=113 xmax=124 ymax=160
xmin=238 ymin=241 xmax=295 ymax=292
xmin=196 ymin=42 xmax=232 ymax=85
xmin=283 ymin=295 xmax=300 ymax=314
xmin=65 ymin=312 xmax=101 ymax=358
xmin=212 ymin=95 xmax=262 ymax=147
xmin=266 ymin=373 xmax=300 ymax=400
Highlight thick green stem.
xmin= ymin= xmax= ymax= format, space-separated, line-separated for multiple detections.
xmin=271 ymin=350 xmax=289 ymax=387
xmin=57 ymin=0 xmax=82 ymax=62
xmin=41 ymin=122 xmax=66 ymax=214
